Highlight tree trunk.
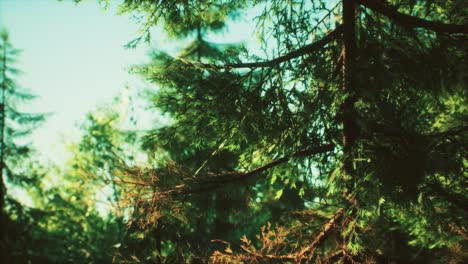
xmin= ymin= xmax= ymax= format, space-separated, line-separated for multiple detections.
xmin=342 ymin=0 xmax=358 ymax=261
xmin=342 ymin=0 xmax=358 ymax=185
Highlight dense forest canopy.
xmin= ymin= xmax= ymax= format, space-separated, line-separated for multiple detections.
xmin=1 ymin=0 xmax=467 ymax=263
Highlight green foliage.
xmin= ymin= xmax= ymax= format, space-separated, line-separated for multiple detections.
xmin=0 ymin=30 xmax=46 ymax=186
xmin=0 ymin=30 xmax=48 ymax=262
xmin=120 ymin=0 xmax=467 ymax=262
xmin=116 ymin=0 xmax=246 ymax=48
xmin=4 ymin=0 xmax=468 ymax=263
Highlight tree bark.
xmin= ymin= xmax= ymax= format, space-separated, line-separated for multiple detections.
xmin=342 ymin=1 xmax=358 ymax=262
xmin=342 ymin=0 xmax=358 ymax=180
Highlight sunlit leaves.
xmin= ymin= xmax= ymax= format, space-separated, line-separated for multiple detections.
xmin=71 ymin=0 xmax=468 ymax=262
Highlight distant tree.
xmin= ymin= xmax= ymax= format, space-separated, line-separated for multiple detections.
xmin=0 ymin=29 xmax=46 ymax=260
xmin=2 ymin=99 xmax=141 ymax=263
xmin=0 ymin=30 xmax=46 ymax=212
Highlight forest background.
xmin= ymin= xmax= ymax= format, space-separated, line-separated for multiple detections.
xmin=0 ymin=0 xmax=466 ymax=263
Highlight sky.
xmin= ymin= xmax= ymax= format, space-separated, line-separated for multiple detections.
xmin=0 ymin=0 xmax=256 ymax=165
xmin=0 ymin=0 xmax=150 ymax=163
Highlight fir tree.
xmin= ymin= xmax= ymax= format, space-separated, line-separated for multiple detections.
xmin=0 ymin=29 xmax=47 ymax=261
xmin=0 ymin=29 xmax=46 ymax=218
xmin=79 ymin=0 xmax=467 ymax=262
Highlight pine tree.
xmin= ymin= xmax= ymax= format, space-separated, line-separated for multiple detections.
xmin=92 ymin=0 xmax=467 ymax=262
xmin=0 ymin=30 xmax=46 ymax=250
xmin=0 ymin=29 xmax=46 ymax=210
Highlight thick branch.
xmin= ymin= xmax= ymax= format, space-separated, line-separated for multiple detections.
xmin=359 ymin=0 xmax=468 ymax=33
xmin=239 ymin=247 xmax=295 ymax=262
xmin=322 ymin=250 xmax=345 ymax=263
xmin=162 ymin=144 xmax=335 ymax=197
xmin=295 ymin=208 xmax=346 ymax=261
xmin=236 ymin=207 xmax=346 ymax=262
xmin=183 ymin=26 xmax=343 ymax=70
xmin=428 ymin=182 xmax=468 ymax=213
xmin=342 ymin=0 xmax=358 ymax=183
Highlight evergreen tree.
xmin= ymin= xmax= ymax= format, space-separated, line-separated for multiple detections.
xmin=75 ymin=0 xmax=466 ymax=262
xmin=2 ymin=99 xmax=141 ymax=263
xmin=0 ymin=29 xmax=46 ymax=260
xmin=0 ymin=30 xmax=46 ymax=210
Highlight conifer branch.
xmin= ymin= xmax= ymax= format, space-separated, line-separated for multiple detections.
xmin=428 ymin=182 xmax=468 ymax=213
xmin=294 ymin=207 xmax=346 ymax=261
xmin=238 ymin=247 xmax=296 ymax=261
xmin=322 ymin=250 xmax=345 ymax=263
xmin=223 ymin=207 xmax=346 ymax=262
xmin=162 ymin=143 xmax=335 ymax=197
xmin=359 ymin=0 xmax=468 ymax=33
xmin=181 ymin=26 xmax=343 ymax=70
